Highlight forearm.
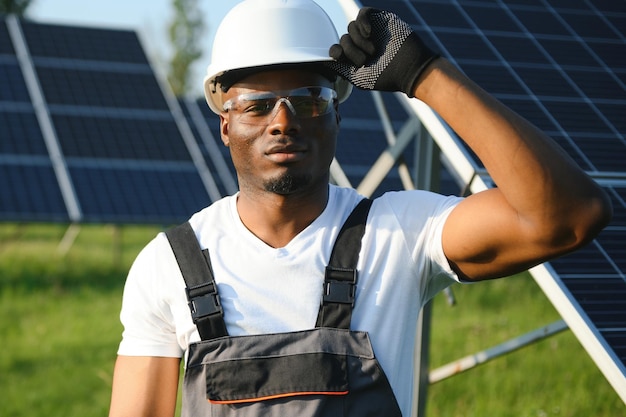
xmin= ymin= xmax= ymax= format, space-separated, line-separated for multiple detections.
xmin=415 ymin=58 xmax=611 ymax=238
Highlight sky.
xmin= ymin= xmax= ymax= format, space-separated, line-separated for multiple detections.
xmin=27 ymin=0 xmax=354 ymax=97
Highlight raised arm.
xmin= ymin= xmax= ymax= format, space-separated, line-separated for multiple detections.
xmin=414 ymin=59 xmax=611 ymax=280
xmin=329 ymin=7 xmax=612 ymax=280
xmin=109 ymin=355 xmax=181 ymax=417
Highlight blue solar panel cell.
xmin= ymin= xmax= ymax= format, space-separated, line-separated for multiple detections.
xmin=604 ymin=15 xmax=626 ymax=38
xmin=21 ymin=22 xmax=148 ymax=64
xmin=52 ymin=115 xmax=191 ymax=161
xmin=546 ymin=0 xmax=589 ymax=10
xmin=0 ymin=164 xmax=68 ymax=221
xmin=538 ymin=38 xmax=602 ymax=67
xmin=590 ymin=0 xmax=626 ymax=13
xmin=70 ymin=167 xmax=210 ymax=224
xmin=488 ymin=36 xmax=550 ymax=64
xmin=460 ymin=63 xmax=527 ymax=96
xmin=0 ymin=64 xmax=30 ymax=102
xmin=0 ymin=21 xmax=14 ymax=55
xmin=462 ymin=4 xmax=521 ymax=33
xmin=415 ymin=3 xmax=472 ymax=29
xmin=510 ymin=9 xmax=571 ymax=36
xmin=571 ymin=135 xmax=626 ymax=173
xmin=562 ymin=278 xmax=626 ymax=328
xmin=36 ymin=67 xmax=169 ymax=110
xmin=436 ymin=32 xmax=499 ymax=61
xmin=595 ymin=104 xmax=626 ymax=134
xmin=544 ymin=101 xmax=614 ymax=134
xmin=504 ymin=0 xmax=547 ymax=6
xmin=562 ymin=12 xmax=623 ymax=39
xmin=590 ymin=41 xmax=626 ymax=69
xmin=515 ymin=67 xmax=575 ymax=97
xmin=565 ymin=69 xmax=624 ymax=100
xmin=0 ymin=112 xmax=48 ymax=155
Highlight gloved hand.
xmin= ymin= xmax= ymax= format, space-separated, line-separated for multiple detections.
xmin=327 ymin=7 xmax=439 ymax=97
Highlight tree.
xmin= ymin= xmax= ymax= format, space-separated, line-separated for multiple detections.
xmin=0 ymin=0 xmax=33 ymax=15
xmin=167 ymin=0 xmax=204 ymax=97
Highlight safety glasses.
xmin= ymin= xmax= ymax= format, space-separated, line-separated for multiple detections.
xmin=222 ymin=86 xmax=337 ymax=124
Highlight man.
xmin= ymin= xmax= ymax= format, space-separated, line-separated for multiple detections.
xmin=108 ymin=1 xmax=612 ymax=416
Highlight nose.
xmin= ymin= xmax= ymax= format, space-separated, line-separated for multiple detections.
xmin=267 ymin=99 xmax=301 ymax=135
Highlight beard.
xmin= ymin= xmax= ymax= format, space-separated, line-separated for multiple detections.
xmin=263 ymin=172 xmax=312 ymax=195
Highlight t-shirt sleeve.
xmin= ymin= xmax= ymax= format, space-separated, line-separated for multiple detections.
xmin=380 ymin=190 xmax=463 ymax=304
xmin=419 ymin=196 xmax=465 ymax=302
xmin=117 ymin=233 xmax=185 ymax=358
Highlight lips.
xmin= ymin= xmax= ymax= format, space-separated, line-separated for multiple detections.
xmin=265 ymin=143 xmax=308 ymax=163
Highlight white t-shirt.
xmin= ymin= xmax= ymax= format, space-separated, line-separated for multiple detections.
xmin=117 ymin=184 xmax=462 ymax=415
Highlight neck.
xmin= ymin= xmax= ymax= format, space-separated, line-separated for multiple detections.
xmin=236 ymin=184 xmax=329 ymax=248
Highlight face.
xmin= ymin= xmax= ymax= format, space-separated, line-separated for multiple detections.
xmin=219 ymin=69 xmax=340 ymax=196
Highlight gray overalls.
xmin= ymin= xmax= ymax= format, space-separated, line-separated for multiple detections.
xmin=166 ymin=199 xmax=403 ymax=416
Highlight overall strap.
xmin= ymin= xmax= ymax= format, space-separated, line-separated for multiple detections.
xmin=316 ymin=198 xmax=373 ymax=329
xmin=165 ymin=222 xmax=228 ymax=340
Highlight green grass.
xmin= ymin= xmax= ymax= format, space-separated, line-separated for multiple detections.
xmin=0 ymin=223 xmax=161 ymax=417
xmin=0 ymin=223 xmax=623 ymax=416
xmin=427 ymin=276 xmax=624 ymax=416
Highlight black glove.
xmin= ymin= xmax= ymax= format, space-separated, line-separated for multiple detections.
xmin=327 ymin=7 xmax=439 ymax=97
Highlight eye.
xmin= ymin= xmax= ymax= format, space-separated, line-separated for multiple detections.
xmin=242 ymin=99 xmax=274 ymax=115
xmin=291 ymin=96 xmax=330 ymax=116
xmin=290 ymin=97 xmax=315 ymax=111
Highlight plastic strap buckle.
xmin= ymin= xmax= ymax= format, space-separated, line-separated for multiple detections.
xmin=323 ymin=267 xmax=357 ymax=306
xmin=186 ymin=283 xmax=223 ymax=322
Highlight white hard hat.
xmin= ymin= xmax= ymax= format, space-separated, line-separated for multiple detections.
xmin=203 ymin=0 xmax=352 ymax=114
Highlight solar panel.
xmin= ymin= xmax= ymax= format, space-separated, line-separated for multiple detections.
xmin=0 ymin=17 xmax=216 ymax=224
xmin=354 ymin=0 xmax=626 ymax=405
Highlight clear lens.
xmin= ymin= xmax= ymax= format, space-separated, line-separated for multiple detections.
xmin=223 ymin=86 xmax=337 ymax=124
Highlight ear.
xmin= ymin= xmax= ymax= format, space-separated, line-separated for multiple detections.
xmin=334 ymin=101 xmax=341 ymax=125
xmin=219 ymin=114 xmax=230 ymax=147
